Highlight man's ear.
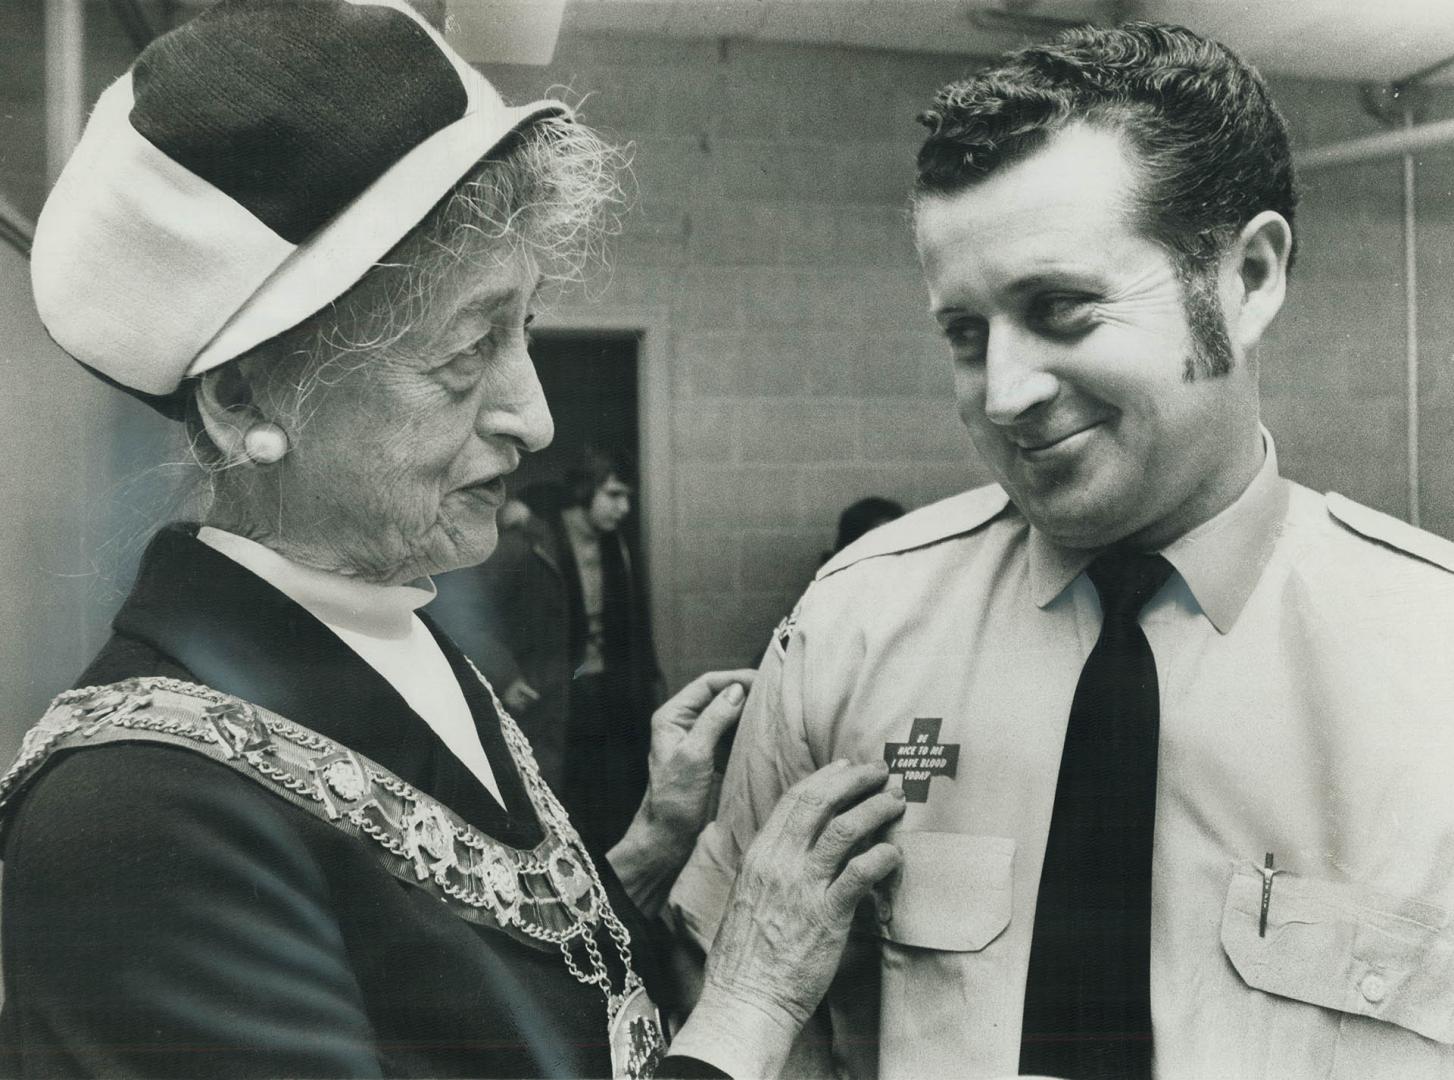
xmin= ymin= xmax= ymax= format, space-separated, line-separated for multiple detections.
xmin=192 ymin=362 xmax=258 ymax=463
xmin=1222 ymin=210 xmax=1292 ymax=354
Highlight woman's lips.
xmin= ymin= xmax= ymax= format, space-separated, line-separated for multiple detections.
xmin=461 ymin=476 xmax=507 ymax=505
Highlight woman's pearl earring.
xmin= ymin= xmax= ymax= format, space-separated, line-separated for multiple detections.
xmin=242 ymin=422 xmax=289 ymax=465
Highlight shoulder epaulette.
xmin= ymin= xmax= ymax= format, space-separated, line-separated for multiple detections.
xmin=816 ymin=484 xmax=1012 ymax=582
xmin=1325 ymin=491 xmax=1454 ymax=574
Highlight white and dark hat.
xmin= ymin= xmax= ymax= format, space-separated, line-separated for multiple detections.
xmin=32 ymin=0 xmax=567 ymax=415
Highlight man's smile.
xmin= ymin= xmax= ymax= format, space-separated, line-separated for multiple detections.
xmin=1011 ymin=420 xmax=1106 ymax=459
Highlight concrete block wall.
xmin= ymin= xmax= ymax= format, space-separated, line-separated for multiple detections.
xmin=487 ymin=34 xmax=1454 ymax=690
xmin=1262 ymin=82 xmax=1454 ymax=534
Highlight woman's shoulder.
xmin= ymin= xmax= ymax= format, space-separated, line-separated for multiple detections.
xmin=4 ymin=738 xmax=336 ymax=894
xmin=74 ymin=629 xmax=193 ymax=687
xmin=0 ymin=719 xmax=384 ymax=1077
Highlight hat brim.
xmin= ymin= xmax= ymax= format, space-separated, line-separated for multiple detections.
xmin=186 ymin=96 xmax=567 ymax=381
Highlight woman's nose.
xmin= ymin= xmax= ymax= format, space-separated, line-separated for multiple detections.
xmin=479 ymin=341 xmax=554 ymax=453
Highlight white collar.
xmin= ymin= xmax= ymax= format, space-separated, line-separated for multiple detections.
xmin=196 ymin=528 xmax=436 ymax=640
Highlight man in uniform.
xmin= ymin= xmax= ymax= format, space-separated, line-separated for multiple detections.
xmin=669 ymin=22 xmax=1454 ymax=1080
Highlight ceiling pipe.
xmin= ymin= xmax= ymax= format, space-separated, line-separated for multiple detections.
xmin=1300 ymin=115 xmax=1454 ymax=172
xmin=1400 ymin=106 xmax=1421 ymax=529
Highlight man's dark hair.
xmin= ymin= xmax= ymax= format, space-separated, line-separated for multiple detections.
xmin=914 ymin=22 xmax=1299 ymax=276
xmin=564 ymin=446 xmax=634 ymax=508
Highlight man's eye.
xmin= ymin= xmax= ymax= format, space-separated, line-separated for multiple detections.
xmin=1033 ymin=295 xmax=1096 ymax=334
xmin=942 ymin=318 xmax=988 ymax=361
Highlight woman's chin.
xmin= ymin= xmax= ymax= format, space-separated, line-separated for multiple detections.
xmin=428 ymin=517 xmax=500 ymax=576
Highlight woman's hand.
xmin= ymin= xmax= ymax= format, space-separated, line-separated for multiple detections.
xmin=669 ymin=760 xmax=906 ymax=1076
xmin=606 ymin=670 xmax=756 ymax=914
xmin=640 ymin=669 xmax=757 ymax=844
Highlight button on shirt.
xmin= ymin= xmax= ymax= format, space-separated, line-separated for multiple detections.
xmin=669 ymin=433 xmax=1454 ymax=1080
xmin=197 ymin=528 xmax=504 ymax=806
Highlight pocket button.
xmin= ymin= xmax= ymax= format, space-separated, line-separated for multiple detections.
xmin=1358 ymin=972 xmax=1388 ymax=1004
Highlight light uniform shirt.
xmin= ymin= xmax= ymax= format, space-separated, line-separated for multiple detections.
xmin=197 ymin=528 xmax=503 ymax=806
xmin=669 ymin=434 xmax=1454 ymax=1080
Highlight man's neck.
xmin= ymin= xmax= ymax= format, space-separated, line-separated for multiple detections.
xmin=1117 ymin=426 xmax=1267 ymax=553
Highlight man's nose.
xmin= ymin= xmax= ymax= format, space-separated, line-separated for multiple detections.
xmin=982 ymin=326 xmax=1059 ymax=426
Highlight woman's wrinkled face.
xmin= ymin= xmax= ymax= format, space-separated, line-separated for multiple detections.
xmin=262 ymin=250 xmax=553 ymax=584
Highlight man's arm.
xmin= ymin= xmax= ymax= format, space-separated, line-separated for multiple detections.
xmin=666 ymin=602 xmax=820 ymax=957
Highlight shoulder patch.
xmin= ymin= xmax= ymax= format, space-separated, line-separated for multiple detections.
xmin=816 ymin=484 xmax=1012 ymax=582
xmin=1325 ymin=492 xmax=1454 ymax=574
xmin=770 ymin=599 xmax=802 ymax=659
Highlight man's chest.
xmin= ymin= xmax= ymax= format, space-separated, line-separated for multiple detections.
xmin=808 ymin=581 xmax=1454 ymax=1078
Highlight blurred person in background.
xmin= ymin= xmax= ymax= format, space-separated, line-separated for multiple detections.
xmin=821 ymin=496 xmax=906 ymax=565
xmin=0 ymin=3 xmax=905 ymax=1076
xmin=434 ymin=448 xmax=661 ymax=852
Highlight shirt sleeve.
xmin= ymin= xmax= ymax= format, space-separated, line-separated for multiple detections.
xmin=667 ymin=599 xmax=820 ymax=952
xmin=0 ymin=743 xmax=383 ymax=1078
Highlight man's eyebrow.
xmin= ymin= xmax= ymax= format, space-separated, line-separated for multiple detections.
xmin=1004 ymin=269 xmax=1103 ymax=295
xmin=930 ymin=268 xmax=1099 ymax=316
xmin=930 ymin=268 xmax=1107 ymax=319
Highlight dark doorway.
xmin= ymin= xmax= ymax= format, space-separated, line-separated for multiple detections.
xmin=514 ymin=331 xmax=642 ymax=557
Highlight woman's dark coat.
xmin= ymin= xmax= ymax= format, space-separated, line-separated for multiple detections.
xmin=0 ymin=525 xmax=710 ymax=1078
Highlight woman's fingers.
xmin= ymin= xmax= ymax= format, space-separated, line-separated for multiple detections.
xmin=825 ymin=842 xmax=903 ymax=917
xmin=656 ymin=669 xmax=758 ymax=731
xmin=809 ymin=788 xmax=906 ymax=874
xmin=678 ymin=680 xmax=749 ymax=760
xmin=773 ymin=760 xmax=891 ymax=848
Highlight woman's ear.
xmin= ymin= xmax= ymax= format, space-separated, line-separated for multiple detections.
xmin=1223 ymin=210 xmax=1292 ymax=355
xmin=193 ymin=362 xmax=267 ymax=465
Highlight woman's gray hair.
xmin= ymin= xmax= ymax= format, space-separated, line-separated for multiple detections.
xmin=185 ymin=109 xmax=628 ymax=474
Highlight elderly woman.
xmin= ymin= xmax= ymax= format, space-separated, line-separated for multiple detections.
xmin=0 ymin=3 xmax=904 ymax=1077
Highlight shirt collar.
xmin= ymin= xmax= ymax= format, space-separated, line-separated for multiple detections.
xmin=197 ymin=527 xmax=436 ymax=640
xmin=1027 ymin=428 xmax=1289 ymax=633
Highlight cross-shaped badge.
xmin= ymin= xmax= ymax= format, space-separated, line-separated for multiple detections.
xmin=882 ymin=717 xmax=960 ymax=802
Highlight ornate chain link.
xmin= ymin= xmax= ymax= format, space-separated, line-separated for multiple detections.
xmin=470 ymin=659 xmax=645 ymax=995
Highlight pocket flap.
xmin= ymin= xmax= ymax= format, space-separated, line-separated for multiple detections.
xmin=1220 ymin=866 xmax=1454 ymax=1044
xmin=878 ymin=832 xmax=1014 ymax=951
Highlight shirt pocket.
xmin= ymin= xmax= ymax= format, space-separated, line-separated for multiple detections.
xmin=879 ymin=831 xmax=1014 ymax=948
xmin=1220 ymin=866 xmax=1454 ymax=1079
xmin=873 ymin=832 xmax=1017 ymax=1079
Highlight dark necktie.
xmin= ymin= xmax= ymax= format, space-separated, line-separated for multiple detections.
xmin=1020 ymin=551 xmax=1175 ymax=1080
